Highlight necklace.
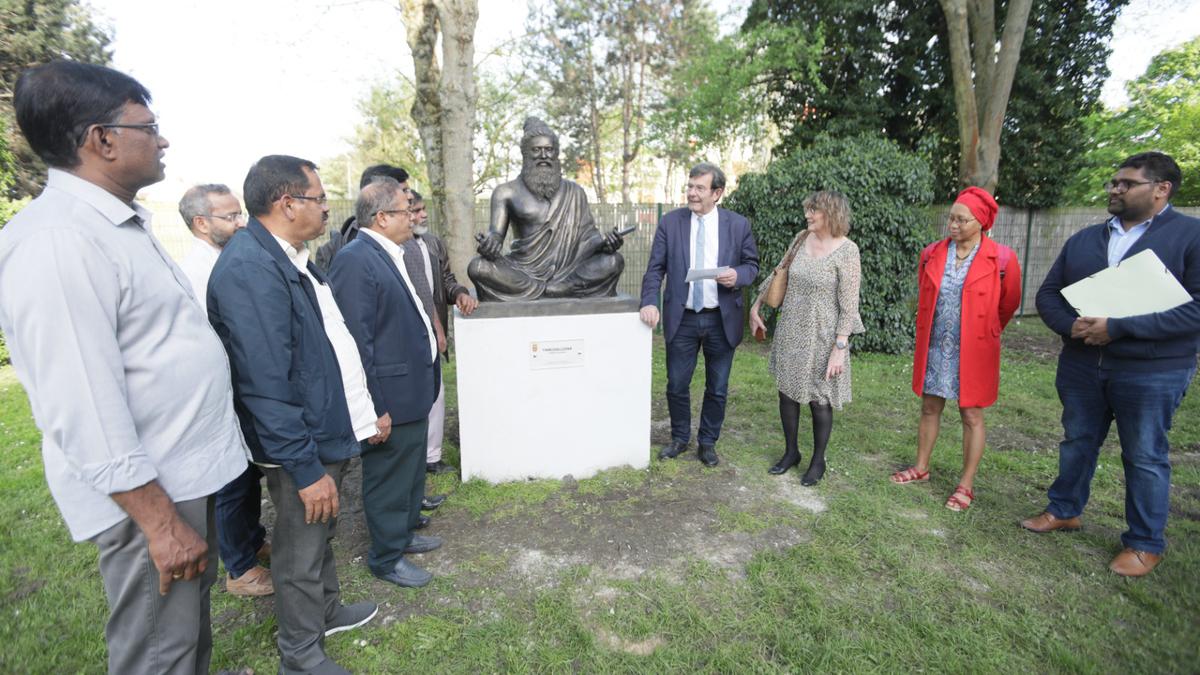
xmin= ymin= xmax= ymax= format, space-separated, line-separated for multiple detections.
xmin=955 ymin=250 xmax=972 ymax=261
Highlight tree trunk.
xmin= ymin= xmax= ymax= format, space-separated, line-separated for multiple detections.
xmin=434 ymin=0 xmax=479 ymax=282
xmin=939 ymin=0 xmax=1033 ymax=194
xmin=400 ymin=0 xmax=478 ymax=283
xmin=400 ymin=0 xmax=445 ymax=227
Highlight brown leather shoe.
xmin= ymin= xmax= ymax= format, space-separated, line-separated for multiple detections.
xmin=256 ymin=542 xmax=271 ymax=563
xmin=1020 ymin=511 xmax=1082 ymax=533
xmin=1109 ymin=548 xmax=1161 ymax=577
xmin=227 ymin=565 xmax=274 ymax=597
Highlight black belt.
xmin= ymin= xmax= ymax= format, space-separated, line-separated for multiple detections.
xmin=685 ymin=307 xmax=720 ymax=314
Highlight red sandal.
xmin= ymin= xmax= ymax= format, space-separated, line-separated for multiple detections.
xmin=889 ymin=467 xmax=930 ymax=484
xmin=945 ymin=485 xmax=974 ymax=512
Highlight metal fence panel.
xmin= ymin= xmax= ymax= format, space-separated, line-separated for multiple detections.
xmin=148 ymin=198 xmax=1198 ymax=317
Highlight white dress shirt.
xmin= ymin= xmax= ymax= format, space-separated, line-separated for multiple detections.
xmin=271 ymin=235 xmax=378 ymax=441
xmin=177 ymin=236 xmax=221 ymax=315
xmin=688 ymin=208 xmax=720 ymax=309
xmin=360 ymin=228 xmax=438 ymax=363
xmin=0 ymin=169 xmax=247 ymax=541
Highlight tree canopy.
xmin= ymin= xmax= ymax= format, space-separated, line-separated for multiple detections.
xmin=1064 ymin=36 xmax=1200 ymax=206
xmin=733 ymin=0 xmax=1125 ymax=207
xmin=1 ymin=0 xmax=113 ymax=198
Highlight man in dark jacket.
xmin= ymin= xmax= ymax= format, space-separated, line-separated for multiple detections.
xmin=209 ymin=155 xmax=381 ymax=674
xmin=329 ymin=177 xmax=442 ymax=587
xmin=639 ymin=162 xmax=759 ymax=467
xmin=1022 ymin=152 xmax=1200 ymax=577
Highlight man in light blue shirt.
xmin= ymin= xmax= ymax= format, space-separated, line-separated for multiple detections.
xmin=0 ymin=62 xmax=247 ymax=674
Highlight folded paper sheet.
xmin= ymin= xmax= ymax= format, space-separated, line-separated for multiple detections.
xmin=1060 ymin=249 xmax=1192 ymax=317
xmin=684 ymin=267 xmax=728 ymax=282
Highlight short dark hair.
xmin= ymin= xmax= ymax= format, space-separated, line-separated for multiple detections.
xmin=409 ymin=190 xmax=424 ymax=203
xmin=14 ymin=61 xmax=153 ymax=169
xmin=179 ymin=184 xmax=232 ymax=230
xmin=689 ymin=162 xmax=726 ymax=192
xmin=244 ymin=155 xmax=318 ymax=217
xmin=1119 ymin=152 xmax=1182 ymax=199
xmin=359 ymin=164 xmax=409 ymax=188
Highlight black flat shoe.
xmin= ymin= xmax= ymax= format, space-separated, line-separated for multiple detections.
xmin=698 ymin=444 xmax=719 ymax=467
xmin=800 ymin=461 xmax=826 ymax=486
xmin=768 ymin=453 xmax=801 ymax=475
xmin=658 ymin=440 xmax=688 ymax=460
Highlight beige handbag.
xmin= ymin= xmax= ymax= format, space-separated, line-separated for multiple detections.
xmin=763 ymin=231 xmax=808 ymax=309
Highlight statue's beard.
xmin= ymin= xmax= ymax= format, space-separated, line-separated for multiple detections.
xmin=520 ymin=158 xmax=562 ymax=201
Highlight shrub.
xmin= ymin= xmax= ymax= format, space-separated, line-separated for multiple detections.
xmin=725 ymin=133 xmax=936 ymax=354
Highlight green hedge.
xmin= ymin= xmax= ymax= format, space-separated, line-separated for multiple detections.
xmin=725 ymin=134 xmax=936 ymax=354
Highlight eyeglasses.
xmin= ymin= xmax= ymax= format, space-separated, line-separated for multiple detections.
xmin=1104 ymin=179 xmax=1157 ymax=193
xmin=99 ymin=122 xmax=161 ymax=136
xmin=206 ymin=212 xmax=245 ymax=223
xmin=947 ymin=214 xmax=976 ymax=226
xmin=287 ymin=194 xmax=328 ymax=206
xmin=378 ymin=209 xmax=409 ymax=217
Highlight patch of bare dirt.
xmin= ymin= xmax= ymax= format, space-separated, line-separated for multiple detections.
xmin=1002 ymin=325 xmax=1062 ymax=362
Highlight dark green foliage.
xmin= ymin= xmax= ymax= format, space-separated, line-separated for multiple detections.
xmin=741 ymin=0 xmax=1125 ymax=208
xmin=725 ymin=134 xmax=935 ymax=354
xmin=1 ymin=0 xmax=113 ymax=198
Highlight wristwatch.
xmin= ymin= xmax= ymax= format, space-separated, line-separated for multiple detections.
xmin=835 ymin=338 xmax=848 ymax=350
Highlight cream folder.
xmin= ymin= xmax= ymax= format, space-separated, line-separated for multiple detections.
xmin=1060 ymin=249 xmax=1192 ymax=318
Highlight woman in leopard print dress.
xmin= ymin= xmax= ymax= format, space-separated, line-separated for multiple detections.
xmin=750 ymin=191 xmax=865 ymax=485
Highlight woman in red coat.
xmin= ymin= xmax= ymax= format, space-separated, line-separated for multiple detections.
xmin=890 ymin=187 xmax=1021 ymax=511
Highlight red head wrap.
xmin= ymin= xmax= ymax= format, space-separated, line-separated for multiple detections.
xmin=954 ymin=187 xmax=998 ymax=231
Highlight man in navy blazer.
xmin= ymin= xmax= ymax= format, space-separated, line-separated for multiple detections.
xmin=640 ymin=163 xmax=759 ymax=466
xmin=329 ymin=177 xmax=443 ymax=588
xmin=209 ymin=155 xmax=380 ymax=675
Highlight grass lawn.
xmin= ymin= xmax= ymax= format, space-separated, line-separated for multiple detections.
xmin=1 ymin=319 xmax=1198 ymax=673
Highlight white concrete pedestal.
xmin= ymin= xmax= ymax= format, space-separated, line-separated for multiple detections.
xmin=454 ymin=306 xmax=652 ymax=483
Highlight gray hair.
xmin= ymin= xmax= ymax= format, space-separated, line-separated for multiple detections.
xmin=689 ymin=162 xmax=726 ymax=192
xmin=355 ymin=176 xmax=406 ymax=228
xmin=179 ymin=184 xmax=232 ymax=230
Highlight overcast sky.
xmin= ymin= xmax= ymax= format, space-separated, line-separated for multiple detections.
xmin=89 ymin=0 xmax=1199 ymax=202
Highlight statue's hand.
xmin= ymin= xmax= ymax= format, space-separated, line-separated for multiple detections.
xmin=600 ymin=227 xmax=624 ymax=254
xmin=476 ymin=231 xmax=504 ymax=260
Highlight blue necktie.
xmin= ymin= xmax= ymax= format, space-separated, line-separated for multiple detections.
xmin=691 ymin=214 xmax=705 ymax=311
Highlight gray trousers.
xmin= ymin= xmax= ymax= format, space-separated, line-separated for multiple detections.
xmin=263 ymin=461 xmax=349 ymax=672
xmin=91 ymin=496 xmax=216 ymax=675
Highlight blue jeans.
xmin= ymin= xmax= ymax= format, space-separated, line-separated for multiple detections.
xmin=666 ymin=310 xmax=735 ymax=447
xmin=214 ymin=464 xmax=267 ymax=578
xmin=1047 ymin=356 xmax=1195 ymax=554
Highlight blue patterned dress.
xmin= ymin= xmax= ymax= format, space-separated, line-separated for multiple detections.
xmin=922 ymin=243 xmax=980 ymax=399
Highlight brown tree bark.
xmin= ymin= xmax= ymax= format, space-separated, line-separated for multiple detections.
xmin=434 ymin=0 xmax=478 ymax=282
xmin=938 ymin=0 xmax=1033 ymax=194
xmin=399 ymin=0 xmax=478 ymax=282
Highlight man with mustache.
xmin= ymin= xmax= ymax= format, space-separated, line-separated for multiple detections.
xmin=208 ymin=156 xmax=381 ymax=673
xmin=468 ymin=116 xmax=625 ymax=301
xmin=176 ymin=184 xmax=274 ymax=598
xmin=404 ymin=189 xmax=477 ymax=478
xmin=1023 ymin=152 xmax=1200 ymax=577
